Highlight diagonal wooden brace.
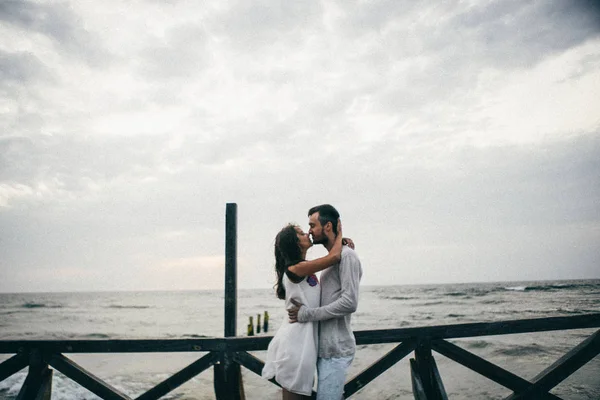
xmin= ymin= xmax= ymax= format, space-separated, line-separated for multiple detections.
xmin=49 ymin=353 xmax=132 ymax=400
xmin=505 ymin=329 xmax=600 ymax=399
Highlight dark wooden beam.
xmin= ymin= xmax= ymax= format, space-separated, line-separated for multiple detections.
xmin=135 ymin=352 xmax=217 ymax=400
xmin=224 ymin=336 xmax=272 ymax=351
xmin=410 ymin=358 xmax=427 ymax=400
xmin=505 ymin=329 xmax=600 ymax=400
xmin=431 ymin=339 xmax=561 ymax=399
xmin=1 ymin=314 xmax=599 ymax=355
xmin=214 ymin=353 xmax=245 ymax=400
xmin=0 ymin=338 xmax=224 ymax=354
xmin=0 ymin=353 xmax=28 ymax=381
xmin=344 ymin=341 xmax=416 ymax=397
xmin=429 ymin=349 xmax=448 ymax=400
xmin=49 ymin=353 xmax=132 ymax=400
xmin=16 ymin=367 xmax=52 ymax=400
xmin=414 ymin=340 xmax=447 ymax=400
xmin=224 ymin=202 xmax=238 ymax=338
xmin=232 ymin=351 xmax=282 ymax=390
xmin=215 ymin=203 xmax=245 ymax=400
xmin=16 ymin=350 xmax=52 ymax=400
xmin=232 ymin=351 xmax=265 ymax=377
xmin=353 ymin=313 xmax=600 ymax=344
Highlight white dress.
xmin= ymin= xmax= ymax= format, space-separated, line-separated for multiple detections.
xmin=262 ymin=272 xmax=321 ymax=396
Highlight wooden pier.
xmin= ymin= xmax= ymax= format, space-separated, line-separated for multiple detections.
xmin=1 ymin=203 xmax=599 ymax=399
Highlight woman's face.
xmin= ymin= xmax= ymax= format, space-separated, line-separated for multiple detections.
xmin=294 ymin=226 xmax=313 ymax=251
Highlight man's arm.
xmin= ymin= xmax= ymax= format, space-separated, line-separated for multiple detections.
xmin=294 ymin=250 xmax=362 ymax=322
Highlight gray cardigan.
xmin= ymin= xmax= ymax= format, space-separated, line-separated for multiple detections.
xmin=297 ymin=246 xmax=363 ymax=358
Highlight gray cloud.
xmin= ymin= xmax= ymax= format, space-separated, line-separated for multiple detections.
xmin=137 ymin=23 xmax=211 ymax=79
xmin=0 ymin=0 xmax=111 ymax=66
xmin=209 ymin=1 xmax=323 ymax=49
xmin=0 ymin=50 xmax=53 ymax=86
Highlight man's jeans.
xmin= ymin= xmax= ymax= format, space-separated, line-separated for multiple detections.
xmin=316 ymin=355 xmax=354 ymax=400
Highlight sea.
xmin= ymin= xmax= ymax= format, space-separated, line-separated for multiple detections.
xmin=1 ymin=279 xmax=599 ymax=399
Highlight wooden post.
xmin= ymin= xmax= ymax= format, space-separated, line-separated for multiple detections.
xmin=214 ymin=203 xmax=245 ymax=400
xmin=247 ymin=317 xmax=254 ymax=336
xmin=224 ymin=203 xmax=238 ymax=338
xmin=411 ymin=340 xmax=448 ymax=400
xmin=17 ymin=349 xmax=53 ymax=400
xmin=263 ymin=311 xmax=269 ymax=333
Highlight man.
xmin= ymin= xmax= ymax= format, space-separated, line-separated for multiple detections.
xmin=289 ymin=204 xmax=363 ymax=400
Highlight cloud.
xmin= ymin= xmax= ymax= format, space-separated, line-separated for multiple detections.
xmin=0 ymin=0 xmax=110 ymax=66
xmin=0 ymin=0 xmax=598 ymax=292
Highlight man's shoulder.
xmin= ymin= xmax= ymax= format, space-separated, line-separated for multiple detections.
xmin=341 ymin=245 xmax=359 ymax=257
xmin=341 ymin=246 xmax=361 ymax=263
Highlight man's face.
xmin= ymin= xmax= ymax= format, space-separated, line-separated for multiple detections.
xmin=308 ymin=212 xmax=328 ymax=245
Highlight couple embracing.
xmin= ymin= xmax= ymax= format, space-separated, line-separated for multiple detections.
xmin=262 ymin=204 xmax=363 ymax=399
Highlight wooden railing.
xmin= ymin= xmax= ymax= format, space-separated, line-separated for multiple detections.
xmin=1 ymin=313 xmax=599 ymax=399
xmin=2 ymin=204 xmax=599 ymax=399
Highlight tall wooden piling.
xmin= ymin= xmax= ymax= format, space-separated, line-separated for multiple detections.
xmin=214 ymin=203 xmax=245 ymax=400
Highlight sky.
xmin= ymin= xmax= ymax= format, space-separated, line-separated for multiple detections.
xmin=1 ymin=0 xmax=599 ymax=293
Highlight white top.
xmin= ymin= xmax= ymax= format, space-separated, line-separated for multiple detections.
xmin=262 ymin=272 xmax=321 ymax=396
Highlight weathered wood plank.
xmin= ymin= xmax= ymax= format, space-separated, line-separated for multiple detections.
xmin=232 ymin=351 xmax=265 ymax=377
xmin=431 ymin=339 xmax=560 ymax=399
xmin=0 ymin=338 xmax=224 ymax=354
xmin=36 ymin=368 xmax=53 ymax=400
xmin=1 ymin=314 xmax=599 ymax=355
xmin=344 ymin=341 xmax=416 ymax=397
xmin=214 ymin=360 xmax=245 ymax=400
xmin=224 ymin=336 xmax=272 ymax=351
xmin=0 ymin=353 xmax=28 ymax=381
xmin=17 ymin=367 xmax=53 ymax=400
xmin=16 ymin=350 xmax=51 ymax=400
xmin=505 ymin=329 xmax=600 ymax=400
xmin=233 ymin=351 xmax=282 ymax=389
xmin=353 ymin=313 xmax=600 ymax=345
xmin=429 ymin=350 xmax=448 ymax=400
xmin=224 ymin=203 xmax=238 ymax=339
xmin=135 ymin=352 xmax=217 ymax=400
xmin=414 ymin=341 xmax=448 ymax=399
xmin=49 ymin=353 xmax=132 ymax=400
xmin=410 ymin=358 xmax=427 ymax=400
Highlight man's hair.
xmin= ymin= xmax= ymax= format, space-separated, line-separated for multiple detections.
xmin=308 ymin=204 xmax=340 ymax=235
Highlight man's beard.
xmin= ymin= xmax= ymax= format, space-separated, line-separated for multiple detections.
xmin=312 ymin=235 xmax=329 ymax=246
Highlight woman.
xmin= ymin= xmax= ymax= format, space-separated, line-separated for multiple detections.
xmin=262 ymin=221 xmax=346 ymax=399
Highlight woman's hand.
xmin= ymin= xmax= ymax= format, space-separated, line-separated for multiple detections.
xmin=328 ymin=219 xmax=344 ymax=263
xmin=342 ymin=237 xmax=355 ymax=249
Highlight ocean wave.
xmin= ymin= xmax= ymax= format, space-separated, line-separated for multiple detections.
xmin=83 ymin=333 xmax=111 ymax=339
xmin=106 ymin=305 xmax=151 ymax=309
xmin=493 ymin=343 xmax=549 ymax=357
xmin=463 ymin=340 xmax=491 ymax=349
xmin=503 ymin=283 xmax=600 ymax=292
xmin=504 ymin=286 xmax=527 ymax=292
xmin=478 ymin=299 xmax=506 ymax=305
xmin=181 ymin=333 xmax=210 ymax=338
xmin=446 ymin=292 xmax=468 ymax=297
xmin=21 ymin=302 xmax=64 ymax=309
xmin=382 ymin=296 xmax=416 ymax=300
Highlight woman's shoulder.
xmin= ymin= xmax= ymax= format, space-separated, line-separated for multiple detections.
xmin=284 ymin=265 xmax=304 ymax=284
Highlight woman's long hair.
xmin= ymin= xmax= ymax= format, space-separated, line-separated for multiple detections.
xmin=274 ymin=224 xmax=303 ymax=300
